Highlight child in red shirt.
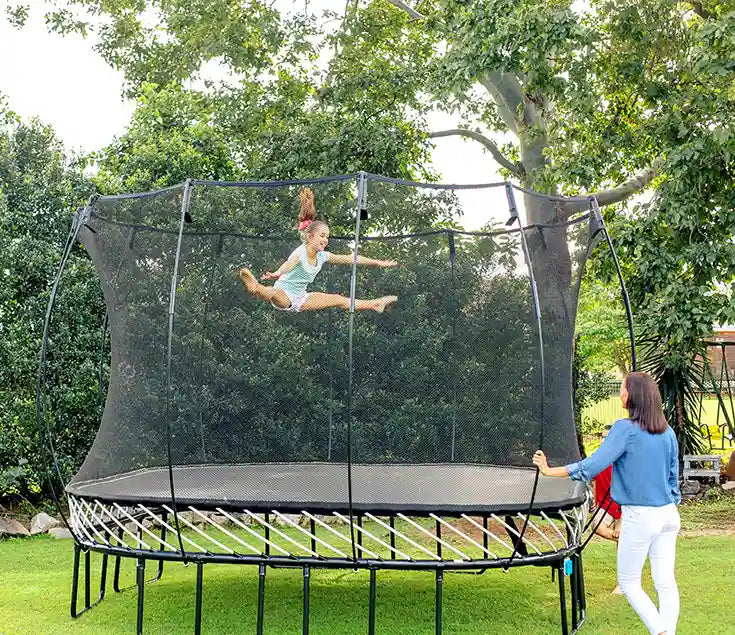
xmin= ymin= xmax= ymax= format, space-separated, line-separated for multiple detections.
xmin=591 ymin=424 xmax=622 ymax=594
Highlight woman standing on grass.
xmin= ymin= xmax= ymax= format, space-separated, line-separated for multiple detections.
xmin=533 ymin=372 xmax=681 ymax=635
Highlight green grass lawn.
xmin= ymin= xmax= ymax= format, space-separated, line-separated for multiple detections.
xmin=2 ymin=499 xmax=734 ymax=634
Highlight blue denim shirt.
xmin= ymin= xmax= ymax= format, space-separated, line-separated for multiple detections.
xmin=566 ymin=418 xmax=681 ymax=507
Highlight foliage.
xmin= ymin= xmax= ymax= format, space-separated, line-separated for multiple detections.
xmin=0 ymin=112 xmax=99 ymax=498
xmin=573 ymin=335 xmax=618 ymax=446
xmin=575 ymin=271 xmax=631 ymax=375
xmin=637 ymin=338 xmax=708 ymax=455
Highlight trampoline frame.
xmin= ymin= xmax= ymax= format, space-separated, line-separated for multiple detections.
xmin=37 ymin=172 xmax=637 ymax=635
xmin=67 ymin=497 xmax=589 ymax=634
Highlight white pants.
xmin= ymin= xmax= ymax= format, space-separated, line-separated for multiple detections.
xmin=618 ymin=504 xmax=680 ymax=634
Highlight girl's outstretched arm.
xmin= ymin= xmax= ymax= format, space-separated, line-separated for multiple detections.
xmin=262 ymin=254 xmax=300 ymax=280
xmin=327 ymin=253 xmax=397 ymax=267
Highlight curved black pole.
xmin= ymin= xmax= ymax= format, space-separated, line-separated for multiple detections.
xmin=164 ymin=180 xmax=193 ymax=560
xmin=35 ymin=206 xmax=91 ymax=543
xmin=346 ymin=171 xmax=367 ymax=563
xmin=589 ymin=198 xmax=636 ymax=371
xmin=505 ymin=182 xmax=546 ymax=567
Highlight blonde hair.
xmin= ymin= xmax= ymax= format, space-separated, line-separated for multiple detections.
xmin=297 ymin=187 xmax=328 ymax=240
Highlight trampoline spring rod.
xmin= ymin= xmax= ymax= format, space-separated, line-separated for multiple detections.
xmin=357 ymin=515 xmax=363 ymax=559
xmin=310 ymin=518 xmax=316 ymax=555
xmin=435 ymin=520 xmax=442 ymax=559
xmin=389 ymin=517 xmax=396 ymax=560
xmin=303 ymin=566 xmax=310 ymax=635
xmin=301 ymin=512 xmax=380 ymax=560
xmin=257 ymin=563 xmax=266 ymax=635
xmin=269 ymin=510 xmax=345 ymax=558
xmin=265 ymin=513 xmax=270 ymax=556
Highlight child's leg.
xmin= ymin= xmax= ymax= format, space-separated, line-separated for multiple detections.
xmin=238 ymin=268 xmax=290 ymax=308
xmin=301 ymin=293 xmax=398 ymax=313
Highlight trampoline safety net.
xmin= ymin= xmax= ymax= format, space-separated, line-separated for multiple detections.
xmin=67 ymin=174 xmax=596 ymax=514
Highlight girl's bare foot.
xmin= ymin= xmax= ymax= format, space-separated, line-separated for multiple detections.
xmin=375 ymin=295 xmax=398 ymax=313
xmin=238 ymin=267 xmax=258 ymax=293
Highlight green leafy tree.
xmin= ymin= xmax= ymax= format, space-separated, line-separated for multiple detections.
xmin=0 ymin=105 xmax=99 ymax=498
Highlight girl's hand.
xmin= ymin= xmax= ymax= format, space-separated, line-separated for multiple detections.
xmin=261 ymin=271 xmax=280 ymax=280
xmin=532 ymin=450 xmax=550 ymax=475
xmin=380 ymin=260 xmax=398 ymax=268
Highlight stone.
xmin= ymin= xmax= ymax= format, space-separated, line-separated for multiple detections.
xmin=30 ymin=512 xmax=60 ymax=535
xmin=274 ymin=513 xmax=301 ymax=526
xmin=48 ymin=527 xmax=73 ymax=539
xmin=209 ymin=514 xmax=228 ymax=526
xmin=681 ymin=479 xmax=701 ymax=496
xmin=176 ymin=511 xmax=194 ymax=524
xmin=722 ymin=480 xmax=735 ymax=491
xmin=0 ymin=517 xmax=30 ymax=537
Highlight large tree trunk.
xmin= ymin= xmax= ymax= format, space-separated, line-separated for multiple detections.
xmin=520 ymin=137 xmax=579 ymax=464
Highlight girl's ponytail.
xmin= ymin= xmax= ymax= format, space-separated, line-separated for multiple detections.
xmin=298 ymin=188 xmax=317 ymax=231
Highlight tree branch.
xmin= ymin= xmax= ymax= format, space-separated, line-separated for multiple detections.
xmin=689 ymin=1 xmax=712 ymax=19
xmin=566 ymin=159 xmax=664 ymax=211
xmin=385 ymin=0 xmax=425 ymax=20
xmin=591 ymin=160 xmax=663 ymax=207
xmin=429 ymin=129 xmax=522 ymax=176
xmin=478 ymin=72 xmax=535 ymax=133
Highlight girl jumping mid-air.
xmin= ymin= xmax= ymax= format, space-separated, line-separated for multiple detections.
xmin=238 ymin=188 xmax=398 ymax=313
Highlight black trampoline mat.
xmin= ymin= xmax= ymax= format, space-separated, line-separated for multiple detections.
xmin=67 ymin=463 xmax=586 ymax=514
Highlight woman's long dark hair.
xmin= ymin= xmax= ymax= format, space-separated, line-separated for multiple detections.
xmin=624 ymin=372 xmax=668 ymax=434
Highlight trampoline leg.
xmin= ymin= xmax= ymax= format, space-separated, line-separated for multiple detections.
xmin=114 ymin=522 xmax=164 ymax=593
xmin=136 ymin=558 xmax=146 ymax=635
xmin=194 ymin=562 xmax=204 ymax=635
xmin=113 ymin=528 xmax=124 ymax=592
xmin=577 ymin=554 xmax=587 ymax=616
xmin=84 ymin=550 xmax=91 ymax=608
xmin=303 ymin=565 xmax=310 ymax=635
xmin=558 ymin=560 xmax=568 ymax=635
xmin=368 ymin=569 xmax=377 ymax=635
xmin=71 ymin=544 xmax=108 ymax=618
xmin=435 ymin=570 xmax=443 ymax=635
xmin=256 ymin=563 xmax=266 ymax=635
xmin=570 ymin=557 xmax=578 ymax=631
xmin=572 ymin=554 xmax=586 ymax=631
xmin=70 ymin=545 xmax=81 ymax=618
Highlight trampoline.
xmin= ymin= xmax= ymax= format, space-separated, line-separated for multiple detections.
xmin=38 ymin=173 xmax=634 ymax=634
xmin=67 ymin=463 xmax=586 ymax=512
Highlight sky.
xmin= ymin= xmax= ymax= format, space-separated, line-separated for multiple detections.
xmin=0 ymin=3 xmax=512 ymax=228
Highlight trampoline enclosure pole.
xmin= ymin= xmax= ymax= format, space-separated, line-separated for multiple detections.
xmin=589 ymin=197 xmax=636 ymax=371
xmin=505 ymin=183 xmax=545 ymax=566
xmin=164 ymin=179 xmax=193 ymax=559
